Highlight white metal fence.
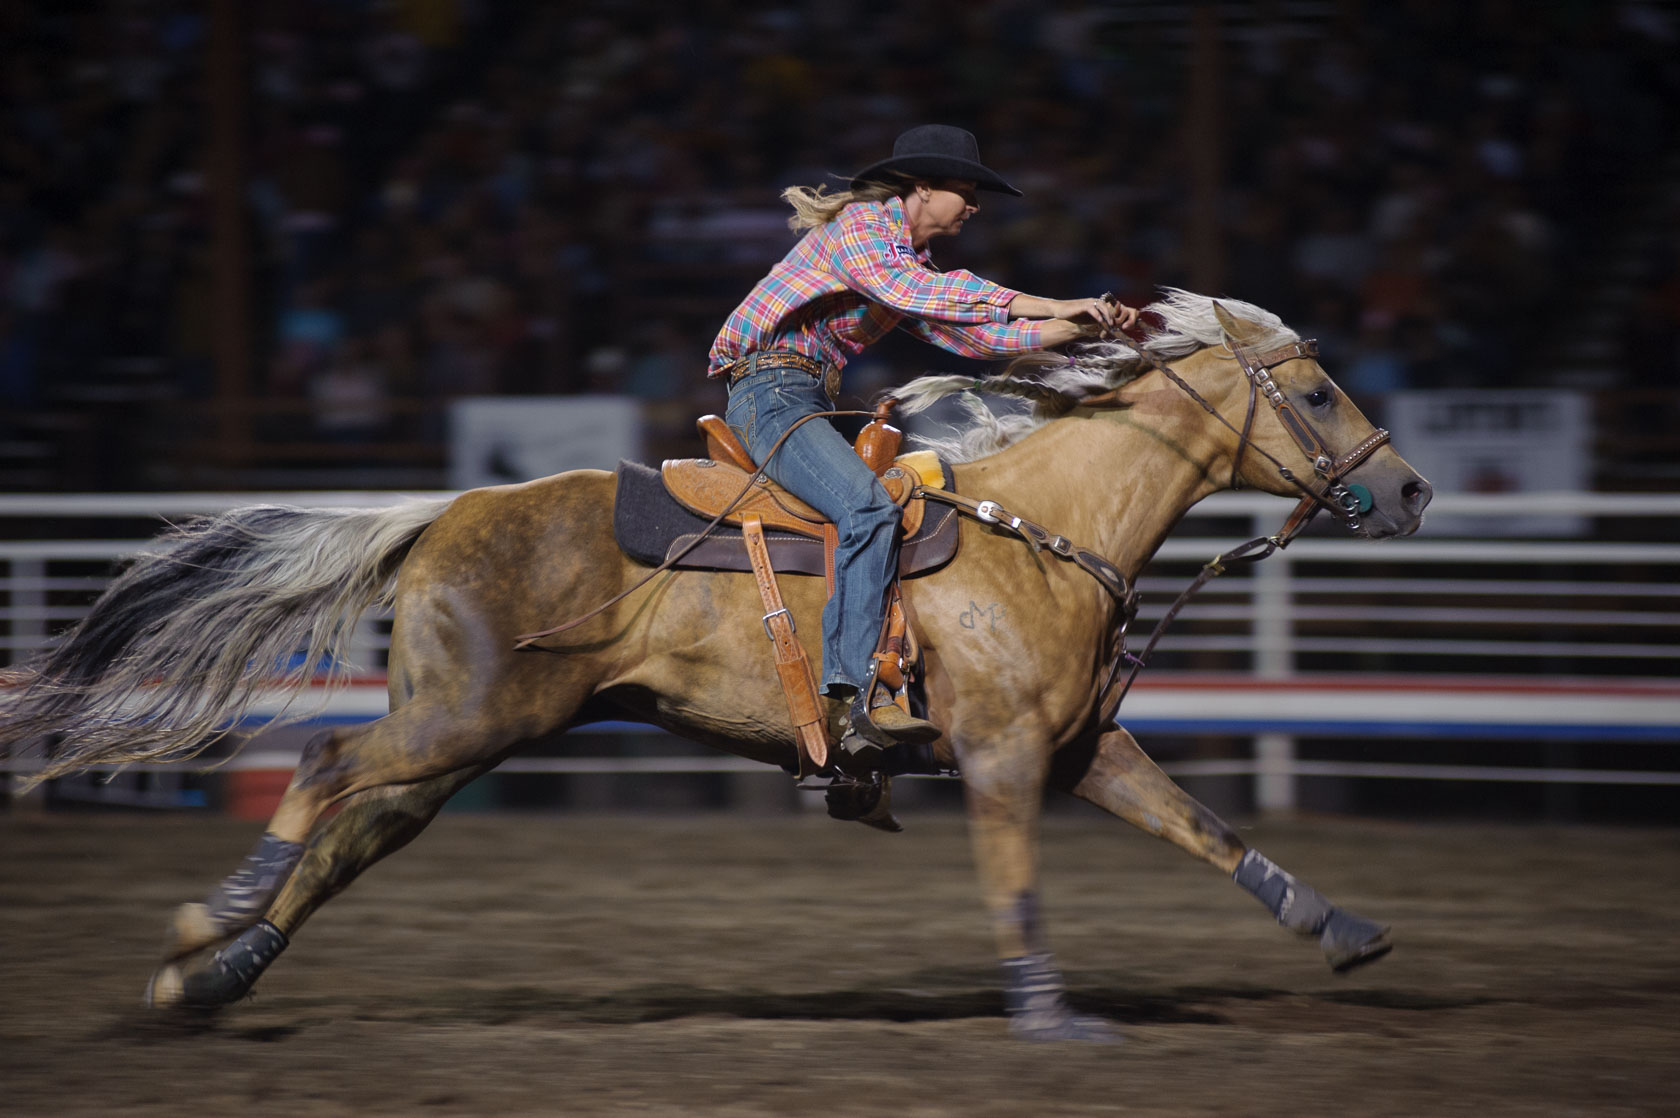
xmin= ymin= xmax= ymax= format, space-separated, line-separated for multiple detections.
xmin=3 ymin=490 xmax=1678 ymax=809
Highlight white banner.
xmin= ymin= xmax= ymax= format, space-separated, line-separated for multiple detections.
xmin=448 ymin=396 xmax=643 ymax=489
xmin=1385 ymin=390 xmax=1589 ymax=537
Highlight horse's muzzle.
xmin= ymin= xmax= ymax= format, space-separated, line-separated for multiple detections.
xmin=1364 ymin=475 xmax=1432 ymax=539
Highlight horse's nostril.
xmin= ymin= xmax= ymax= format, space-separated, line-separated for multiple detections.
xmin=1402 ymin=479 xmax=1432 ymax=515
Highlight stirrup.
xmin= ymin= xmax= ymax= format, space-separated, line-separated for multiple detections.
xmin=819 ymin=772 xmax=902 ymax=833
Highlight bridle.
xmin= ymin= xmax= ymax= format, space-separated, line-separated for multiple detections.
xmin=1146 ymin=335 xmax=1391 ymax=540
xmin=1091 ymin=329 xmax=1393 ymax=725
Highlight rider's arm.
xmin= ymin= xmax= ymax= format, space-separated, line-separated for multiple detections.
xmin=830 ymin=205 xmax=1017 ymax=325
xmin=1008 ymin=294 xmax=1139 ymax=333
xmin=902 ymin=317 xmax=1089 ymax=358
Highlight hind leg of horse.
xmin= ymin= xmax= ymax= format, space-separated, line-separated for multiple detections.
xmin=959 ymin=738 xmax=1113 ymax=1043
xmin=1051 ymin=726 xmax=1392 ymax=972
xmin=162 ymin=702 xmax=511 ymax=963
xmin=148 ymin=763 xmax=488 ymax=1008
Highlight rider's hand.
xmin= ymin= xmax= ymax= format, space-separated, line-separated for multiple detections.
xmin=1054 ymin=295 xmax=1139 ymax=338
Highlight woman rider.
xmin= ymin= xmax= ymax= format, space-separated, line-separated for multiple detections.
xmin=708 ymin=125 xmax=1138 ymax=757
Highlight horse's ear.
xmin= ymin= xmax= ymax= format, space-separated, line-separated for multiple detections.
xmin=1212 ymin=301 xmax=1250 ymax=345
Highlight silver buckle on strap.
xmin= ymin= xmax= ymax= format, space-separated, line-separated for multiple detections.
xmin=761 ymin=607 xmax=794 ymax=640
xmin=976 ymin=500 xmax=1024 ymax=533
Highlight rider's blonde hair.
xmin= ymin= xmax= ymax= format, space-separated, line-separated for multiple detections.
xmin=781 ymin=177 xmax=910 ymax=232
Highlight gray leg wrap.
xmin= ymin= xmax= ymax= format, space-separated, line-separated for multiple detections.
xmin=180 ymin=920 xmax=289 ymax=1007
xmin=1232 ymin=849 xmax=1334 ymax=935
xmin=205 ymin=833 xmax=305 ymax=926
xmin=1001 ymin=952 xmax=1066 ymax=1020
xmin=1234 ymin=849 xmax=1393 ymax=971
xmin=1001 ymin=953 xmax=1115 ymax=1043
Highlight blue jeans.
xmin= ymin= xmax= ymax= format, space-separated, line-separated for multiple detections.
xmin=725 ymin=363 xmax=898 ymax=695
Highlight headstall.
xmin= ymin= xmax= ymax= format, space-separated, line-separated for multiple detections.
xmin=1146 ymin=336 xmax=1390 ymax=541
xmin=1091 ymin=330 xmax=1394 ymax=725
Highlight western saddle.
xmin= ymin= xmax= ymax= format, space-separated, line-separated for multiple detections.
xmin=660 ymin=402 xmax=937 ymax=778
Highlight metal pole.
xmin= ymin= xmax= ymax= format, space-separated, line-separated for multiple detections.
xmin=7 ymin=557 xmax=45 ymax=667
xmin=2 ymin=558 xmax=47 ymax=809
xmin=1252 ymin=513 xmax=1297 ymax=813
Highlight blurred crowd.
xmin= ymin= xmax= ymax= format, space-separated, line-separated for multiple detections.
xmin=3 ymin=0 xmax=1678 ymax=467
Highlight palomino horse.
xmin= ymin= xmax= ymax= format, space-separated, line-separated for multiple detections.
xmin=2 ymin=292 xmax=1430 ymax=1041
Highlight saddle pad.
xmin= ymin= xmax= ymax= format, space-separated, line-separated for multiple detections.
xmin=612 ymin=460 xmax=960 ymax=579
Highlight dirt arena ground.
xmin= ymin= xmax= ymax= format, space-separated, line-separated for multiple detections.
xmin=3 ymin=806 xmax=1677 ymax=1117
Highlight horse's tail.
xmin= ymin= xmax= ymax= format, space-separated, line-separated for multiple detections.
xmin=1 ymin=498 xmax=455 ymax=788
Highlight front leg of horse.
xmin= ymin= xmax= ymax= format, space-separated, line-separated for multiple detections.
xmin=960 ymin=743 xmax=1114 ymax=1043
xmin=148 ymin=764 xmax=487 ymax=1009
xmin=1053 ymin=726 xmax=1392 ymax=971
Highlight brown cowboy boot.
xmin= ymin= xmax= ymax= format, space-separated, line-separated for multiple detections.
xmin=818 ymin=690 xmax=944 ymax=779
xmin=833 ymin=680 xmax=940 ymax=756
xmin=822 ymin=687 xmax=937 ymax=746
xmin=857 ymin=690 xmax=941 ymax=745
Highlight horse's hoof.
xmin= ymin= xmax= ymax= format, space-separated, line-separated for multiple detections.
xmin=147 ymin=920 xmax=289 ymax=1009
xmin=146 ymin=958 xmax=241 ymax=1011
xmin=1321 ymin=908 xmax=1393 ymax=972
xmin=1001 ymin=952 xmax=1118 ymax=1043
xmin=145 ymin=963 xmax=188 ymax=1009
xmin=1009 ymin=1008 xmax=1119 ymax=1044
xmin=164 ymin=902 xmax=224 ymax=960
xmin=147 ymin=962 xmax=241 ymax=1011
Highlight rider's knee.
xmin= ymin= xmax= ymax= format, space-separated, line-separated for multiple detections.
xmin=851 ymin=485 xmax=901 ymax=531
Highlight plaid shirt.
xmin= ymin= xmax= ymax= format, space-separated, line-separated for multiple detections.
xmin=708 ymin=195 xmax=1047 ymax=377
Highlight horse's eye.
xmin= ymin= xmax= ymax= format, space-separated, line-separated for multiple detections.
xmin=1306 ymin=387 xmax=1332 ymax=408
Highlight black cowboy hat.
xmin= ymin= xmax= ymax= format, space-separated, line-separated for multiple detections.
xmin=850 ymin=124 xmax=1023 ymax=197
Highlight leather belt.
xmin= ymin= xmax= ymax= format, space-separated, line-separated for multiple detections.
xmin=720 ymin=350 xmax=841 ymax=399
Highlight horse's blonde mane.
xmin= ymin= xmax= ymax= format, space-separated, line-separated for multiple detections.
xmin=896 ymin=288 xmax=1299 ymax=463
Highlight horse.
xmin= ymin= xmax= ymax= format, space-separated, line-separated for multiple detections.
xmin=1 ymin=290 xmax=1431 ymax=1041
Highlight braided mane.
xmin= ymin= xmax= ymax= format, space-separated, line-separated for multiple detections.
xmin=895 ymin=288 xmax=1299 ymax=463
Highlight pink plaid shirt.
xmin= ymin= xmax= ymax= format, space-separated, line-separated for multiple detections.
xmin=708 ymin=195 xmax=1047 ymax=377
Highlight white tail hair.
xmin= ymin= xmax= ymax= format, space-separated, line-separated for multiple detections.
xmin=1 ymin=499 xmax=452 ymax=787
